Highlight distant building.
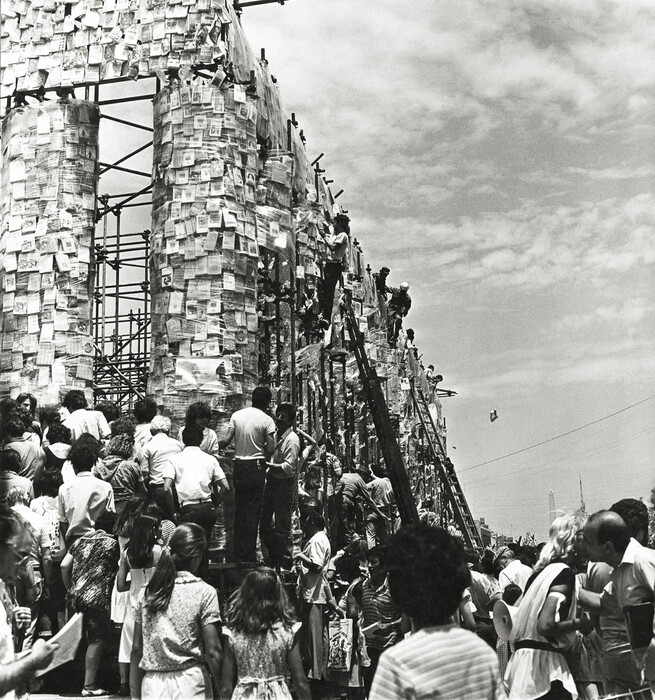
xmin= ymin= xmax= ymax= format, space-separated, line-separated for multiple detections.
xmin=475 ymin=518 xmax=493 ymax=548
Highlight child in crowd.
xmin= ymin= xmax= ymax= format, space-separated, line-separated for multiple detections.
xmin=130 ymin=523 xmax=222 ymax=700
xmin=116 ymin=515 xmax=162 ymax=697
xmin=369 ymin=523 xmax=504 ymax=700
xmin=220 ymin=567 xmax=311 ymax=700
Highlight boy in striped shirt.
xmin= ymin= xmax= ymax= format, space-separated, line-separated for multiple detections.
xmin=369 ymin=524 xmax=506 ymax=700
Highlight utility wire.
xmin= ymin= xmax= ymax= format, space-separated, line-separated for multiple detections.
xmin=459 ymin=394 xmax=655 ymax=473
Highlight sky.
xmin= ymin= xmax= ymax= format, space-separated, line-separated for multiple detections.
xmin=240 ymin=0 xmax=655 ymax=540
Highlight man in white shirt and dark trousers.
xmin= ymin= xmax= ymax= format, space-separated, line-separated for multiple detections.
xmin=143 ymin=415 xmax=182 ymax=518
xmin=219 ymin=386 xmax=276 ymax=563
xmin=163 ymin=425 xmax=229 ymax=556
xmin=260 ymin=403 xmax=300 ymax=571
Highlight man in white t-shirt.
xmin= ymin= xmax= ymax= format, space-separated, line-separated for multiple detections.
xmin=219 ymin=386 xmax=275 ymax=563
xmin=163 ymin=425 xmax=228 ymax=546
xmin=494 ymin=546 xmax=533 ymax=592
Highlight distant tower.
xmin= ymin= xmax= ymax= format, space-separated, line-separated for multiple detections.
xmin=548 ymin=490 xmax=556 ymax=525
xmin=578 ymin=474 xmax=587 ymax=516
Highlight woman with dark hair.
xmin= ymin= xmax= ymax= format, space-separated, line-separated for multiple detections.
xmin=41 ymin=423 xmax=72 ymax=477
xmin=132 ymin=398 xmax=158 ymax=450
xmin=39 ymin=404 xmax=62 ymax=445
xmin=61 ymin=511 xmax=119 ymax=697
xmin=177 ymin=401 xmax=220 ymax=458
xmin=220 ymin=567 xmax=310 ymax=700
xmin=130 ymin=523 xmax=222 ymax=699
xmin=116 ymin=515 xmax=162 ymax=697
xmin=16 ymin=393 xmax=41 ymax=442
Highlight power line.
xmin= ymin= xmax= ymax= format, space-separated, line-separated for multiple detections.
xmin=459 ymin=394 xmax=655 ymax=473
xmin=460 ymin=423 xmax=655 ymax=488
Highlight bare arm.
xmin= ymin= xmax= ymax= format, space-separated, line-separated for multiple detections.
xmin=218 ymin=425 xmax=235 ymax=448
xmin=537 ymin=584 xmax=592 ymax=638
xmin=60 ymin=552 xmax=73 ymax=590
xmin=130 ymin=617 xmax=145 ymax=699
xmin=163 ymin=478 xmax=177 ymax=522
xmin=265 ymin=432 xmax=275 ymax=459
xmin=458 ymin=601 xmax=476 ymax=632
xmin=578 ymin=587 xmax=601 ymax=611
xmin=116 ymin=551 xmax=130 ymax=593
xmin=219 ymin=638 xmax=236 ymax=700
xmin=202 ymin=623 xmax=223 ymax=691
xmin=0 ymin=639 xmax=58 ymax=695
xmin=287 ymin=635 xmax=311 ymax=700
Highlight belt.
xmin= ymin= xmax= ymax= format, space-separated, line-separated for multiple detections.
xmin=180 ymin=499 xmax=212 ymax=508
xmin=514 ymin=640 xmax=565 ymax=655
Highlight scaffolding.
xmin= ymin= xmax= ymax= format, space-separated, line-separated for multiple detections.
xmin=90 ymin=78 xmax=157 ymax=409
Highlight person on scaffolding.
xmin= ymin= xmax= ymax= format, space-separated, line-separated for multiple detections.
xmin=386 ymin=282 xmax=412 ymax=347
xmin=318 ymin=213 xmax=350 ymax=328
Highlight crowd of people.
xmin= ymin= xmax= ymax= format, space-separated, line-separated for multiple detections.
xmin=0 ymin=388 xmax=653 ymax=699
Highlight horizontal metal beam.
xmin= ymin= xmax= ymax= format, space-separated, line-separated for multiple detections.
xmin=101 ymin=114 xmax=153 ymax=132
xmin=99 ymin=141 xmax=152 ymax=176
xmin=97 ymin=93 xmax=156 ymax=106
xmin=98 ymin=162 xmax=151 ymax=178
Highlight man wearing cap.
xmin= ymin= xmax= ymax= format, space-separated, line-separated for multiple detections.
xmin=319 ymin=213 xmax=350 ymax=325
xmin=494 ymin=546 xmax=533 ymax=592
xmin=142 ymin=415 xmax=182 ymax=518
xmin=387 ymin=282 xmax=411 ymax=346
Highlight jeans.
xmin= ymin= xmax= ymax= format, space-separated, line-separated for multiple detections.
xmin=260 ymin=477 xmax=294 ymax=569
xmin=233 ymin=459 xmax=266 ymax=562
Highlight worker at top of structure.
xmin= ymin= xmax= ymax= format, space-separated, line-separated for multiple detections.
xmin=373 ymin=266 xmax=391 ymax=301
xmin=387 ymin=282 xmax=412 ymax=347
xmin=319 ymin=213 xmax=351 ymax=326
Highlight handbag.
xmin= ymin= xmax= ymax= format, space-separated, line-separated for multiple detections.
xmin=327 ymin=617 xmax=353 ymax=672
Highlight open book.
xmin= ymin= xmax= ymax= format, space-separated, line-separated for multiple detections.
xmin=35 ymin=612 xmax=84 ymax=677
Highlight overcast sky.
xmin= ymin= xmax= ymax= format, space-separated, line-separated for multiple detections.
xmin=241 ymin=0 xmax=655 ymax=539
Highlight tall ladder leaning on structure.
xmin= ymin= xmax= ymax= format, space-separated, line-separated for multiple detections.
xmin=411 ymin=385 xmax=484 ymax=552
xmin=342 ymin=297 xmax=420 ymax=526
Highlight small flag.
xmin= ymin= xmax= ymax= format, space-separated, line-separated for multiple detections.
xmin=490 ymin=409 xmax=498 ymax=422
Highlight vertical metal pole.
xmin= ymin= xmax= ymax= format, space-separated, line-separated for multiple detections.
xmin=274 ymin=254 xmax=282 ymax=388
xmin=329 ymin=358 xmax=336 ymax=451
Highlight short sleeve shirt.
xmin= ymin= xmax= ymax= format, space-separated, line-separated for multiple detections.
xmin=143 ymin=433 xmax=183 ymax=486
xmin=300 ymin=530 xmax=331 ymax=603
xmin=227 ymin=407 xmax=276 ymax=460
xmin=162 ymin=447 xmax=225 ymax=505
xmin=57 ymin=472 xmax=115 ymax=540
xmin=137 ymin=571 xmax=221 ymax=671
